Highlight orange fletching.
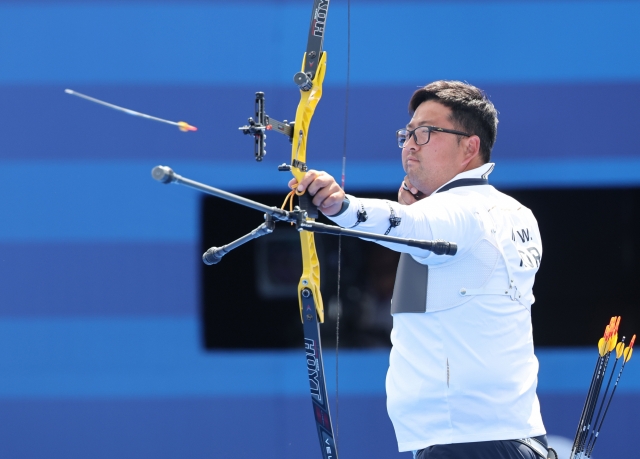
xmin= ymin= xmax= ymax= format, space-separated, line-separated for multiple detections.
xmin=608 ymin=332 xmax=618 ymax=352
xmin=624 ymin=335 xmax=636 ymax=362
xmin=177 ymin=121 xmax=197 ymax=132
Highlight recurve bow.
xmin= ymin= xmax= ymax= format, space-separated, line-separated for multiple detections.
xmin=239 ymin=1 xmax=337 ymax=457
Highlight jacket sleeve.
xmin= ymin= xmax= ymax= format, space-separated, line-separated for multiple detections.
xmin=327 ymin=194 xmax=481 ymax=262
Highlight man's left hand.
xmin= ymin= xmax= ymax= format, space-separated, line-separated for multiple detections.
xmin=288 ymin=170 xmax=345 ymax=216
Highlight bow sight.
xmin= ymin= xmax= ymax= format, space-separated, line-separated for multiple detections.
xmin=238 ymin=92 xmax=296 ymax=163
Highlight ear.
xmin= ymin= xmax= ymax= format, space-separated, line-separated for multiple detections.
xmin=461 ymin=135 xmax=481 ymax=168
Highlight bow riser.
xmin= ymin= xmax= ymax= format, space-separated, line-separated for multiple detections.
xmin=290 ymin=52 xmax=327 ymax=183
xmin=292 ymin=51 xmax=327 ymax=328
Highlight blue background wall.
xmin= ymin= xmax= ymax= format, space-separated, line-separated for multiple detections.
xmin=1 ymin=1 xmax=639 ymax=457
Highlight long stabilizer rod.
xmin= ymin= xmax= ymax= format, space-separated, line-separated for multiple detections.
xmin=152 ymin=165 xmax=290 ymax=221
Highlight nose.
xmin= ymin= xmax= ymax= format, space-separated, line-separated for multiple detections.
xmin=402 ymin=132 xmax=419 ymax=151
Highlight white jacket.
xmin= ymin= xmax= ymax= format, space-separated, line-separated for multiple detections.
xmin=329 ymin=163 xmax=546 ymax=451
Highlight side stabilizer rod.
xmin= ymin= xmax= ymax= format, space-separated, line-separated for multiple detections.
xmin=203 ymin=216 xmax=275 ymax=265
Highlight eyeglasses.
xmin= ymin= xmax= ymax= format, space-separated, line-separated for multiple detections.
xmin=396 ymin=126 xmax=471 ymax=148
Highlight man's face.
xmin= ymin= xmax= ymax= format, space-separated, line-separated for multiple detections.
xmin=402 ymin=100 xmax=470 ymax=196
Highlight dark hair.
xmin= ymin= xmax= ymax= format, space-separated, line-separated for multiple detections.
xmin=408 ymin=81 xmax=498 ymax=163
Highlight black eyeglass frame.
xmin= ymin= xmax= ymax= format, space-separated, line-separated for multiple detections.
xmin=396 ymin=126 xmax=471 ymax=148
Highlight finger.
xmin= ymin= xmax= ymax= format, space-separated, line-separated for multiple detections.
xmin=398 ymin=190 xmax=410 ymax=205
xmin=310 ymin=177 xmax=340 ymax=203
xmin=313 ymin=185 xmax=341 ymax=209
xmin=399 ymin=189 xmax=417 ymax=205
xmin=398 ymin=184 xmax=408 ymax=204
xmin=306 ymin=171 xmax=338 ymax=197
xmin=288 ymin=178 xmax=299 ymax=190
xmin=403 ymin=176 xmax=419 ymax=195
xmin=400 ymin=183 xmax=417 ymax=201
xmin=315 ymin=190 xmax=345 ymax=215
xmin=402 ymin=181 xmax=425 ymax=200
xmin=295 ymin=170 xmax=320 ymax=193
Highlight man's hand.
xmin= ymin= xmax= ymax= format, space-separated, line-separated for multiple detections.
xmin=288 ymin=170 xmax=345 ymax=216
xmin=398 ymin=176 xmax=426 ymax=205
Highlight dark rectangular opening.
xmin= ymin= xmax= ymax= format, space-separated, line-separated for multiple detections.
xmin=200 ymin=187 xmax=640 ymax=349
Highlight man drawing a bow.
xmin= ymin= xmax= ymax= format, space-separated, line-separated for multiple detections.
xmin=291 ymin=80 xmax=553 ymax=459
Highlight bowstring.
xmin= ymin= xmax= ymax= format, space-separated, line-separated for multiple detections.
xmin=336 ymin=0 xmax=351 ymax=449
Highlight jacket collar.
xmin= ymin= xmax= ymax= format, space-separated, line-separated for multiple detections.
xmin=433 ymin=163 xmax=494 ymax=195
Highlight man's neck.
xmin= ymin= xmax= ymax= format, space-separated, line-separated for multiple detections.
xmin=427 ymin=162 xmax=491 ymax=196
xmin=463 ymin=158 xmax=485 ymax=173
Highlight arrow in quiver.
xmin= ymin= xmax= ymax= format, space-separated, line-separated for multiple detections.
xmin=570 ymin=316 xmax=635 ymax=458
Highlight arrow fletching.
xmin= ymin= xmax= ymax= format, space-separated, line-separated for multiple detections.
xmin=598 ymin=337 xmax=607 ymax=356
xmin=177 ymin=121 xmax=197 ymax=132
xmin=608 ymin=332 xmax=618 ymax=352
xmin=625 ymin=335 xmax=636 ymax=362
xmin=573 ymin=318 xmax=636 ymax=458
xmin=624 ymin=347 xmax=633 ymax=363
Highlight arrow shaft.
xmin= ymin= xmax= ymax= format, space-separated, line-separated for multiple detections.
xmin=585 ymin=360 xmax=627 ymax=457
xmin=583 ymin=356 xmax=619 ymax=454
xmin=571 ymin=354 xmax=603 ymax=457
xmin=65 ymin=89 xmax=180 ymax=126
